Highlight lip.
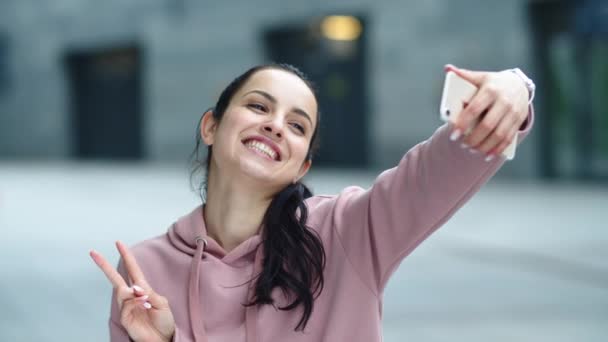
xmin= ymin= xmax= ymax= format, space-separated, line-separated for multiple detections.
xmin=241 ymin=135 xmax=282 ymax=161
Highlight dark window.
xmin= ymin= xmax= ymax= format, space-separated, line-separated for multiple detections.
xmin=263 ymin=14 xmax=369 ymax=168
xmin=0 ymin=33 xmax=9 ymax=94
xmin=64 ymin=45 xmax=144 ymax=160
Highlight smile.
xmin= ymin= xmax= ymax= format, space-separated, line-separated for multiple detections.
xmin=242 ymin=139 xmax=280 ymax=161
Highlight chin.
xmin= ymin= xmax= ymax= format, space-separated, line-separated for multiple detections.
xmin=237 ymin=157 xmax=284 ymax=184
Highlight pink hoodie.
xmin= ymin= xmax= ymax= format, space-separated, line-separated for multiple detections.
xmin=110 ymin=111 xmax=533 ymax=341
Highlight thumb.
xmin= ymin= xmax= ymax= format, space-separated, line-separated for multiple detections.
xmin=133 ymin=285 xmax=170 ymax=310
xmin=146 ymin=291 xmax=170 ymax=310
xmin=444 ymin=64 xmax=486 ymax=86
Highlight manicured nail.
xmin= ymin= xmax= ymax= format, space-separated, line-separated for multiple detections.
xmin=136 ymin=295 xmax=149 ymax=302
xmin=460 ymin=143 xmax=468 ymax=149
xmin=485 ymin=155 xmax=495 ymax=162
xmin=450 ymin=129 xmax=461 ymax=141
xmin=469 ymin=148 xmax=478 ymax=154
xmin=143 ymin=302 xmax=152 ymax=309
xmin=133 ymin=285 xmax=144 ymax=293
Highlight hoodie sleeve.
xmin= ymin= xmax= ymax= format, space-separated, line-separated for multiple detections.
xmin=323 ymin=108 xmax=534 ymax=296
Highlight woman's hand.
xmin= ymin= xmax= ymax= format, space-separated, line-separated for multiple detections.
xmin=445 ymin=64 xmax=530 ymax=160
xmin=90 ymin=241 xmax=176 ymax=342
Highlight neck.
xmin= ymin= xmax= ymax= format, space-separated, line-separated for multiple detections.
xmin=204 ymin=166 xmax=276 ymax=253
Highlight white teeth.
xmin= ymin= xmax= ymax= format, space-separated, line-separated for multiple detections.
xmin=245 ymin=140 xmax=277 ymax=160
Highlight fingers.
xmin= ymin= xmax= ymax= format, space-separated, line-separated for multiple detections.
xmin=445 ymin=64 xmax=527 ymax=159
xmin=445 ymin=64 xmax=487 ymax=87
xmin=90 ymin=249 xmax=141 ymax=311
xmin=120 ymin=296 xmax=154 ymax=326
xmin=116 ymin=284 xmax=162 ymax=312
xmin=463 ymin=99 xmax=510 ymax=151
xmin=476 ymin=107 xmax=517 ymax=154
xmin=489 ymin=118 xmax=520 ymax=157
xmin=116 ymin=284 xmax=164 ymax=312
xmin=116 ymin=241 xmax=149 ymax=289
xmin=133 ymin=285 xmax=170 ymax=310
xmin=453 ymin=86 xmax=494 ymax=135
xmin=90 ymin=249 xmax=127 ymax=288
xmin=92 ymin=242 xmax=162 ymax=316
xmin=465 ymin=105 xmax=519 ymax=159
xmin=115 ymin=285 xmax=137 ymax=310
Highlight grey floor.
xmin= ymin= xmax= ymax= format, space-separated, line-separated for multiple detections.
xmin=1 ymin=162 xmax=607 ymax=341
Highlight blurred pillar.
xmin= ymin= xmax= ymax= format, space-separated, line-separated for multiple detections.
xmin=528 ymin=0 xmax=608 ymax=181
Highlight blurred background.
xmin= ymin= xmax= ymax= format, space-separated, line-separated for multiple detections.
xmin=0 ymin=0 xmax=607 ymax=341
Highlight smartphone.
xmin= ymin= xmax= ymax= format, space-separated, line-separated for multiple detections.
xmin=440 ymin=71 xmax=516 ymax=160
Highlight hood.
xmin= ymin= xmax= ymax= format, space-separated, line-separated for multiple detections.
xmin=168 ymin=205 xmax=263 ymax=263
xmin=166 ymin=205 xmax=263 ymax=342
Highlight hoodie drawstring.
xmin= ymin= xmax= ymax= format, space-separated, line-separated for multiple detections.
xmin=188 ymin=236 xmax=261 ymax=342
xmin=189 ymin=237 xmax=208 ymax=342
xmin=245 ymin=246 xmax=263 ymax=342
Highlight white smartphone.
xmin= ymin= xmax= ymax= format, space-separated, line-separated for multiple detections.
xmin=439 ymin=71 xmax=516 ymax=160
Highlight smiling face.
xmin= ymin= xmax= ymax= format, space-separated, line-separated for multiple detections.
xmin=201 ymin=68 xmax=318 ymax=191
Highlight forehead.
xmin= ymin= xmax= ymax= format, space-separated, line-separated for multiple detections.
xmin=236 ymin=69 xmax=318 ymax=122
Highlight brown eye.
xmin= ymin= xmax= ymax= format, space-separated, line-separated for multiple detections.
xmin=290 ymin=122 xmax=305 ymax=134
xmin=247 ymin=103 xmax=267 ymax=112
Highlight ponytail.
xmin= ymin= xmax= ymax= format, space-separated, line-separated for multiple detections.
xmin=246 ymin=181 xmax=325 ymax=331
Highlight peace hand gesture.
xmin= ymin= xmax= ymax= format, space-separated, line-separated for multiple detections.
xmin=90 ymin=241 xmax=175 ymax=342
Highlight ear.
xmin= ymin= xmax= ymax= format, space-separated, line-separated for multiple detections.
xmin=295 ymin=159 xmax=312 ymax=182
xmin=200 ymin=110 xmax=218 ymax=146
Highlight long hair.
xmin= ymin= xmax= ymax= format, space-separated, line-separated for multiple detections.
xmin=189 ymin=63 xmax=325 ymax=331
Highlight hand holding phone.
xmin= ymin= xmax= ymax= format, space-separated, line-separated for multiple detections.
xmin=439 ymin=71 xmax=517 ymax=160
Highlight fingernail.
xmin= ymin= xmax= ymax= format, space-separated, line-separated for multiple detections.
xmin=469 ymin=148 xmax=478 ymax=154
xmin=485 ymin=155 xmax=495 ymax=162
xmin=133 ymin=285 xmax=144 ymax=293
xmin=136 ymin=295 xmax=149 ymax=301
xmin=143 ymin=302 xmax=152 ymax=309
xmin=460 ymin=143 xmax=468 ymax=149
xmin=450 ymin=129 xmax=461 ymax=141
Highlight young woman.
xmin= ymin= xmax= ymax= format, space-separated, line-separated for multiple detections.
xmin=90 ymin=63 xmax=534 ymax=342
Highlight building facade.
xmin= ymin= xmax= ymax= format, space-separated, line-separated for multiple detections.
xmin=0 ymin=0 xmax=541 ymax=177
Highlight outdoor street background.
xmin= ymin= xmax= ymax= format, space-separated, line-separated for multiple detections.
xmin=1 ymin=163 xmax=606 ymax=341
xmin=1 ymin=0 xmax=607 ymax=341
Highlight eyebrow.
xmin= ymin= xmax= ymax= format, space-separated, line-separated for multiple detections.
xmin=243 ymin=90 xmax=314 ymax=127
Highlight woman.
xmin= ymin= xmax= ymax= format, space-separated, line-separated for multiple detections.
xmin=90 ymin=63 xmax=534 ymax=341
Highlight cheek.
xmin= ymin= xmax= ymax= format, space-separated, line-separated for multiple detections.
xmin=216 ymin=111 xmax=249 ymax=141
xmin=291 ymin=140 xmax=310 ymax=164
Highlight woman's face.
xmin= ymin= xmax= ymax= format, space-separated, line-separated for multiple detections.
xmin=202 ymin=68 xmax=318 ymax=190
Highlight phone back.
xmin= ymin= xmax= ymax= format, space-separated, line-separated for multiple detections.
xmin=440 ymin=71 xmax=477 ymax=122
xmin=439 ymin=71 xmax=517 ymax=160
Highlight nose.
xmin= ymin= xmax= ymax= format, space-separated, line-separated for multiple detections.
xmin=262 ymin=118 xmax=283 ymax=139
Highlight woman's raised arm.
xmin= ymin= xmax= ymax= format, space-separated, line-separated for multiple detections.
xmin=308 ymin=66 xmax=534 ymax=296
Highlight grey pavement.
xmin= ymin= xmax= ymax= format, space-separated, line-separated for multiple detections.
xmin=1 ymin=162 xmax=607 ymax=341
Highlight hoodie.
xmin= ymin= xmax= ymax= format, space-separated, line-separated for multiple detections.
xmin=109 ymin=111 xmax=533 ymax=341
